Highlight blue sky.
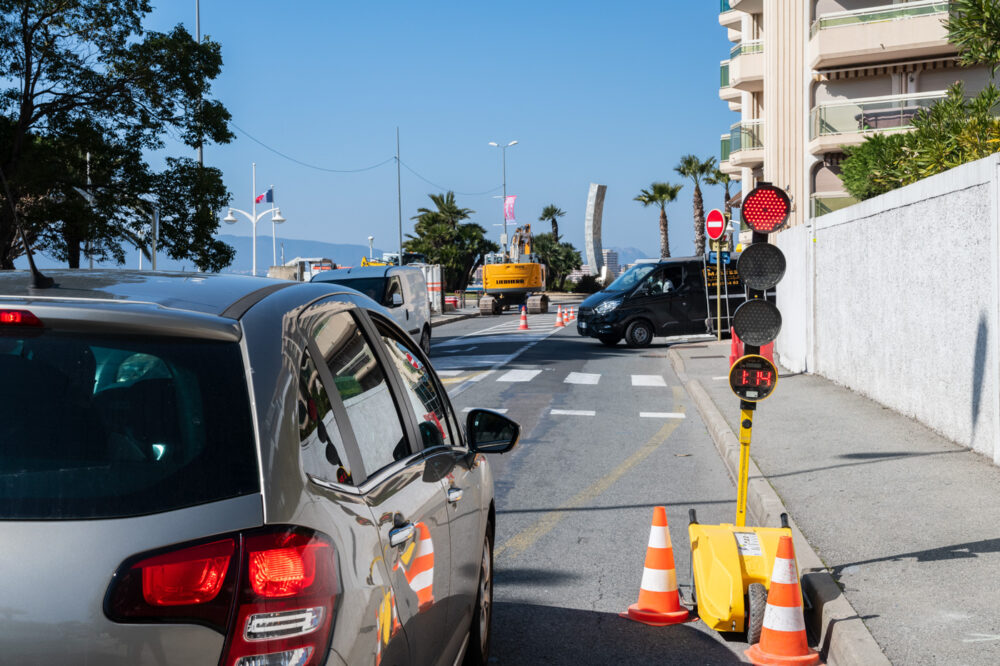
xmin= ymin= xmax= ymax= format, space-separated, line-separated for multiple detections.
xmin=147 ymin=1 xmax=736 ymax=269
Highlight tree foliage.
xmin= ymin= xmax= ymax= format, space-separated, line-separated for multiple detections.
xmin=675 ymin=154 xmax=716 ymax=256
xmin=538 ymin=204 xmax=566 ymax=243
xmin=841 ymin=83 xmax=1000 ymax=200
xmin=531 ymin=232 xmax=582 ymax=291
xmin=946 ymin=0 xmax=1000 ymax=72
xmin=634 ymin=181 xmax=682 ymax=258
xmin=403 ymin=191 xmax=498 ymax=291
xmin=0 ymin=1 xmax=234 ymax=270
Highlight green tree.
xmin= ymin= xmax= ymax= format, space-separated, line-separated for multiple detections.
xmin=538 ymin=204 xmax=566 ymax=243
xmin=404 ymin=191 xmax=498 ymax=291
xmin=946 ymin=0 xmax=1000 ymax=72
xmin=634 ymin=182 xmax=683 ymax=258
xmin=704 ymin=168 xmax=734 ymax=229
xmin=841 ymin=83 xmax=1000 ymax=200
xmin=675 ymin=155 xmax=717 ymax=256
xmin=531 ymin=232 xmax=582 ymax=290
xmin=0 ymin=1 xmax=234 ymax=270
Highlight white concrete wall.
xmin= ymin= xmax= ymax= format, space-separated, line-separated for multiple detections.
xmin=777 ymin=154 xmax=1000 ymax=463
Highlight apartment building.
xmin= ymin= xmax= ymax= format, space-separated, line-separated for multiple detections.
xmin=717 ymin=0 xmax=989 ymax=229
xmin=602 ymin=249 xmax=621 ymax=278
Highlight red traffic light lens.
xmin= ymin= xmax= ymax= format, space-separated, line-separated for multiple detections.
xmin=742 ymin=185 xmax=790 ymax=233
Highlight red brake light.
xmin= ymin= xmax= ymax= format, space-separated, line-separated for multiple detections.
xmin=138 ymin=539 xmax=233 ymax=606
xmin=249 ymin=544 xmax=324 ymax=597
xmin=0 ymin=309 xmax=42 ymax=326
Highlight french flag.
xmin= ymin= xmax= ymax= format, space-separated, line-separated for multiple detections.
xmin=255 ymin=188 xmax=273 ymax=204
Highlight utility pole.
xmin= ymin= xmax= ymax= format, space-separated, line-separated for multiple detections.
xmin=396 ymin=128 xmax=403 ymax=263
xmin=196 ymin=0 xmax=203 ymax=167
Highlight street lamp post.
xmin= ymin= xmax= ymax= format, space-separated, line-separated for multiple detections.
xmin=223 ymin=162 xmax=285 ymax=276
xmin=368 ymin=236 xmax=374 ymax=261
xmin=488 ymin=140 xmax=518 ymax=256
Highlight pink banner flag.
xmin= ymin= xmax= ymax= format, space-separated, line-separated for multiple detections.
xmin=504 ymin=195 xmax=517 ymax=221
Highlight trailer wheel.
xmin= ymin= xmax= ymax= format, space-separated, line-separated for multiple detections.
xmin=747 ymin=583 xmax=767 ymax=645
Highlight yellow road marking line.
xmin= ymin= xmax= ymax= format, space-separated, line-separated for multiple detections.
xmin=495 ymin=418 xmax=684 ymax=559
xmin=440 ymin=369 xmax=493 ymax=385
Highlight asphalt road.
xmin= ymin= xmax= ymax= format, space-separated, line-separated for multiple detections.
xmin=429 ymin=311 xmax=753 ymax=665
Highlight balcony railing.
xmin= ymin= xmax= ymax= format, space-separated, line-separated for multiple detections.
xmin=721 ymin=134 xmax=732 ymax=162
xmin=810 ymin=0 xmax=950 ymax=38
xmin=730 ymin=40 xmax=763 ymax=58
xmin=720 ymin=61 xmax=730 ymax=88
xmin=721 ymin=0 xmax=732 ymax=12
xmin=811 ymin=193 xmax=859 ymax=217
xmin=730 ymin=119 xmax=763 ymax=153
xmin=810 ymin=90 xmax=947 ymax=139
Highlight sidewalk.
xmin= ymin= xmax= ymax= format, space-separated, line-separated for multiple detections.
xmin=669 ymin=340 xmax=1000 ymax=666
xmin=430 ymin=306 xmax=479 ymax=328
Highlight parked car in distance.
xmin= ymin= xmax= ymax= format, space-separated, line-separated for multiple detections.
xmin=312 ymin=265 xmax=433 ymax=354
xmin=576 ymin=255 xmax=750 ymax=347
xmin=0 ymin=270 xmax=517 ymax=666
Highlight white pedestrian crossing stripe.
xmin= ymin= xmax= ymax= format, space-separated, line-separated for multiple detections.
xmin=462 ymin=407 xmax=507 ymax=414
xmin=497 ymin=368 xmax=542 ymax=382
xmin=640 ymin=412 xmax=686 ymax=419
xmin=564 ymin=372 xmax=600 ymax=385
xmin=550 ymin=409 xmax=596 ymax=416
xmin=632 ymin=374 xmax=667 ymax=387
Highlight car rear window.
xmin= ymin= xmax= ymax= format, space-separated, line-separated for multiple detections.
xmin=324 ymin=278 xmax=386 ymax=304
xmin=0 ymin=331 xmax=258 ymax=519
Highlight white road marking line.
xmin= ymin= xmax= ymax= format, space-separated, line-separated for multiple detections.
xmin=462 ymin=407 xmax=507 ymax=414
xmin=497 ymin=369 xmax=542 ymax=383
xmin=564 ymin=372 xmax=600 ymax=385
xmin=550 ymin=409 xmax=596 ymax=416
xmin=632 ymin=374 xmax=667 ymax=387
xmin=436 ymin=370 xmax=463 ymax=377
xmin=712 ymin=376 xmax=729 ymax=380
xmin=446 ymin=327 xmax=562 ymax=399
xmin=640 ymin=412 xmax=686 ymax=419
xmin=468 ymin=369 xmax=494 ymax=382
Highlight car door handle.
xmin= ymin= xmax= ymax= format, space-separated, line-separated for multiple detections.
xmin=447 ymin=487 xmax=464 ymax=503
xmin=389 ymin=523 xmax=415 ymax=547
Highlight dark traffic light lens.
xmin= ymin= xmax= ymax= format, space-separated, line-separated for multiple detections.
xmin=742 ymin=186 xmax=790 ymax=233
xmin=732 ymin=299 xmax=782 ymax=346
xmin=738 ymin=242 xmax=786 ymax=291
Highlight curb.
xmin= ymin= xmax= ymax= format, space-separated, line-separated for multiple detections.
xmin=668 ymin=349 xmax=890 ymax=666
xmin=430 ymin=312 xmax=478 ymax=328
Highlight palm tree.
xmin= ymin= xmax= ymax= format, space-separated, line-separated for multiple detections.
xmin=539 ymin=205 xmax=566 ymax=243
xmin=634 ymin=182 xmax=683 ymax=258
xmin=413 ymin=191 xmax=474 ymax=230
xmin=704 ymin=167 xmax=734 ymax=232
xmin=675 ymin=155 xmax=717 ymax=255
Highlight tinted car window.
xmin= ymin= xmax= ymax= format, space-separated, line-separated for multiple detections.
xmin=0 ymin=333 xmax=258 ymax=519
xmin=606 ymin=264 xmax=656 ymax=292
xmin=325 ymin=278 xmax=386 ymax=303
xmin=298 ymin=351 xmax=354 ymax=485
xmin=312 ymin=311 xmax=410 ymax=475
xmin=377 ymin=327 xmax=456 ymax=449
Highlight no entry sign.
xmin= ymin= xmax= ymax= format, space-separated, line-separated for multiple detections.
xmin=706 ymin=208 xmax=726 ymax=241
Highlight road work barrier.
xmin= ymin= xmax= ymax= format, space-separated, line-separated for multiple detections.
xmin=624 ymin=506 xmax=689 ymax=626
xmin=744 ymin=536 xmax=820 ymax=666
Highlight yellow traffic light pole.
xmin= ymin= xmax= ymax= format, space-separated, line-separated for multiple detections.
xmin=736 ymin=407 xmax=754 ymax=527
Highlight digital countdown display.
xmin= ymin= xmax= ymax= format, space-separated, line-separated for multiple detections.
xmin=729 ymin=354 xmax=778 ymax=402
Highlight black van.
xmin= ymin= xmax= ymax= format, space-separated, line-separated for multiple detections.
xmin=576 ymin=255 xmax=746 ymax=347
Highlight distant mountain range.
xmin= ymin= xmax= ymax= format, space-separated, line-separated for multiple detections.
xmin=15 ymin=236 xmax=656 ymax=274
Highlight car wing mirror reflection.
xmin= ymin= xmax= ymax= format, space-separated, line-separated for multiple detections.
xmin=466 ymin=408 xmax=520 ymax=454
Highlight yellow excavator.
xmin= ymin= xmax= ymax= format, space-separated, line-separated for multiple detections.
xmin=478 ymin=223 xmax=548 ymax=315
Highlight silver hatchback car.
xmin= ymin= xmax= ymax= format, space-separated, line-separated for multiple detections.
xmin=0 ymin=270 xmax=517 ymax=666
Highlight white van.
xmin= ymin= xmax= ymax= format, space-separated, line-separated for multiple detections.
xmin=311 ymin=265 xmax=433 ymax=353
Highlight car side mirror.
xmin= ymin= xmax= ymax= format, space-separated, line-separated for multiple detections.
xmin=391 ymin=292 xmax=403 ymax=306
xmin=465 ymin=409 xmax=520 ymax=454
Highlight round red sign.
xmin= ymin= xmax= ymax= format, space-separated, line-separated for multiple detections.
xmin=706 ymin=208 xmax=726 ymax=241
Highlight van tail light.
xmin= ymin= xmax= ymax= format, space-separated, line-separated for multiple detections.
xmin=105 ymin=526 xmax=339 ymax=666
xmin=0 ymin=309 xmax=42 ymax=327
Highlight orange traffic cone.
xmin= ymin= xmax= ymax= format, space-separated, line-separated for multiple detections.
xmin=518 ymin=306 xmax=529 ymax=330
xmin=745 ymin=536 xmax=820 ymax=666
xmin=624 ymin=506 xmax=689 ymax=626
xmin=394 ymin=522 xmax=435 ymax=612
xmin=570 ymin=306 xmax=576 ymax=321
xmin=554 ymin=305 xmax=565 ymax=327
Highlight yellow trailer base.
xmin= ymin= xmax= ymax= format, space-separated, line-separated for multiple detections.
xmin=688 ymin=521 xmax=792 ymax=633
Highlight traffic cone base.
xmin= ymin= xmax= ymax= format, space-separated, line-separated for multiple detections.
xmin=744 ymin=536 xmax=820 ymax=666
xmin=623 ymin=507 xmax=690 ymax=627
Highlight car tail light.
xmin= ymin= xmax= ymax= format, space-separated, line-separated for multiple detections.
xmin=105 ymin=527 xmax=339 ymax=666
xmin=0 ymin=309 xmax=42 ymax=326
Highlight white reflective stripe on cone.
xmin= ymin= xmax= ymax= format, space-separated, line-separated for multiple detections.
xmin=770 ymin=557 xmax=797 ymax=585
xmin=640 ymin=567 xmax=678 ymax=593
xmin=409 ymin=569 xmax=434 ymax=592
xmin=762 ymin=603 xmax=806 ymax=633
xmin=647 ymin=528 xmax=671 ymax=549
xmin=415 ymin=538 xmax=434 ymax=557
